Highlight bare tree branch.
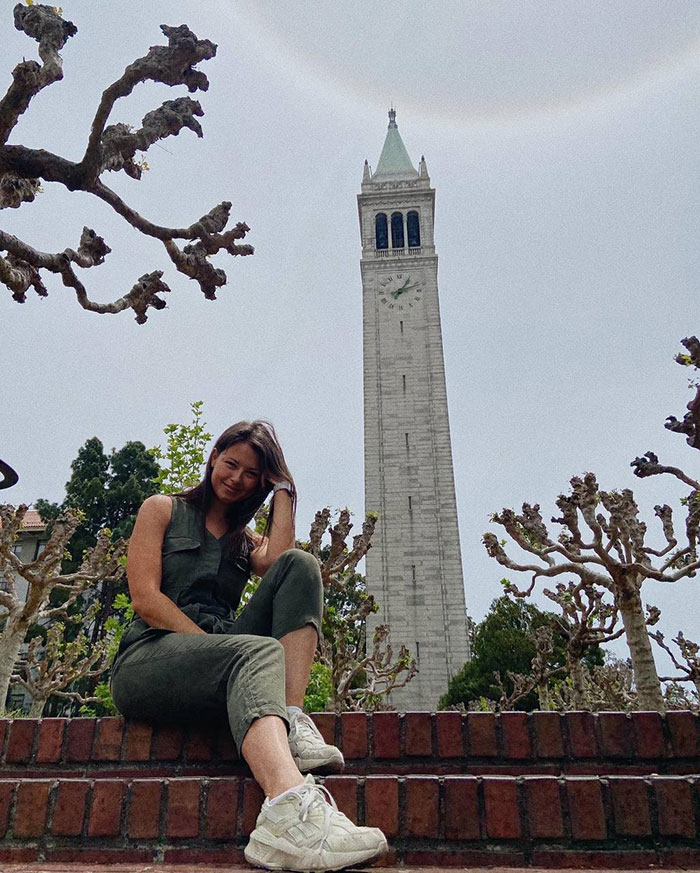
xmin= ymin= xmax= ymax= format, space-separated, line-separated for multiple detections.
xmin=1 ymin=7 xmax=253 ymax=321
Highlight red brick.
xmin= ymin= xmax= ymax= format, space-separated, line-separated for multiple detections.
xmin=0 ymin=721 xmax=7 ymax=756
xmin=152 ymin=724 xmax=184 ymax=760
xmin=662 ymin=848 xmax=700 ymax=869
xmin=123 ymin=720 xmax=152 ymax=761
xmin=364 ymin=776 xmax=398 ymax=836
xmin=373 ymin=712 xmax=400 ymax=759
xmin=608 ymin=777 xmax=651 ymax=836
xmin=185 ymin=727 xmax=212 ymax=761
xmin=404 ymin=776 xmax=439 ymax=838
xmin=93 ymin=717 xmax=124 ymax=761
xmin=598 ymin=712 xmax=633 ymax=758
xmin=564 ymin=711 xmax=598 ymax=758
xmin=654 ymin=777 xmax=696 ymax=838
xmin=14 ymin=780 xmax=50 ymax=837
xmin=163 ymin=847 xmax=246 ymax=865
xmin=404 ymin=712 xmax=432 ymax=756
xmin=167 ymin=778 xmax=201 ymax=837
xmin=666 ymin=710 xmax=698 ymax=757
xmin=467 ymin=712 xmax=497 ymax=757
xmin=0 ymin=847 xmax=40 ymax=863
xmin=127 ymin=779 xmax=161 ymax=839
xmin=631 ymin=711 xmax=666 ymax=758
xmin=36 ymin=718 xmax=65 ymax=763
xmin=51 ymin=780 xmax=89 ymax=836
xmin=531 ymin=850 xmax=657 ymax=868
xmin=436 ymin=711 xmax=462 ymax=757
xmin=500 ymin=711 xmax=531 ymax=759
xmin=404 ymin=849 xmax=525 ymax=867
xmin=483 ymin=777 xmax=521 ymax=838
xmin=205 ymin=778 xmax=238 ymax=839
xmin=374 ymin=847 xmax=398 ymax=867
xmin=340 ymin=712 xmax=368 ymax=759
xmin=88 ymin=780 xmax=124 ymax=837
xmin=312 ymin=713 xmax=336 ymax=746
xmin=214 ymin=723 xmax=239 ymax=761
xmin=241 ymin=778 xmax=264 ymax=836
xmin=0 ymin=780 xmax=16 ymax=837
xmin=566 ymin=778 xmax=607 ymax=840
xmin=65 ymin=718 xmax=95 ymax=762
xmin=532 ymin=711 xmax=564 ymax=758
xmin=5 ymin=719 xmax=37 ymax=763
xmin=524 ymin=776 xmax=564 ymax=838
xmin=46 ymin=848 xmax=152 ymax=864
xmin=444 ymin=776 xmax=480 ymax=840
xmin=324 ymin=776 xmax=358 ymax=824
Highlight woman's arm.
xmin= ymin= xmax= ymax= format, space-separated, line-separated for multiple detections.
xmin=127 ymin=495 xmax=206 ymax=634
xmin=249 ymin=488 xmax=296 ymax=576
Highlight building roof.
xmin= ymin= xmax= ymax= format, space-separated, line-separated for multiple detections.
xmin=21 ymin=509 xmax=45 ymax=530
xmin=0 ymin=509 xmax=46 ymax=531
xmin=373 ymin=109 xmax=418 ymax=180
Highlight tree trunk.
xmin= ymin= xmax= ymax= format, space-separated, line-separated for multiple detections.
xmin=0 ymin=619 xmax=28 ymax=714
xmin=568 ymin=656 xmax=587 ymax=710
xmin=28 ymin=695 xmax=46 ymax=718
xmin=616 ymin=579 xmax=665 ymax=711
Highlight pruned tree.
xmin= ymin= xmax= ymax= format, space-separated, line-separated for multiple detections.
xmin=484 ymin=337 xmax=700 ymax=712
xmin=651 ymin=630 xmax=700 ymax=700
xmin=482 ymin=475 xmax=699 ymax=710
xmin=1 ymin=3 xmax=253 ymax=322
xmin=491 ymin=626 xmax=566 ymax=711
xmin=0 ymin=503 xmax=126 ymax=713
xmin=549 ymin=657 xmax=639 ymax=712
xmin=502 ymin=578 xmax=625 ymax=709
xmin=303 ymin=508 xmax=417 ymax=711
xmin=10 ymin=605 xmax=111 ymax=717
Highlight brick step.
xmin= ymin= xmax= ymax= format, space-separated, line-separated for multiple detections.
xmin=2 ymin=711 xmax=699 ymax=779
xmin=0 ymin=773 xmax=699 ymax=868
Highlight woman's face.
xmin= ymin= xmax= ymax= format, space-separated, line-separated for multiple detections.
xmin=210 ymin=441 xmax=263 ymax=505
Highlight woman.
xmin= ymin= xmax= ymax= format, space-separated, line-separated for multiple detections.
xmin=111 ymin=420 xmax=387 ymax=872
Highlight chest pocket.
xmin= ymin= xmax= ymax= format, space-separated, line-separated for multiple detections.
xmin=161 ymin=536 xmax=202 ymax=600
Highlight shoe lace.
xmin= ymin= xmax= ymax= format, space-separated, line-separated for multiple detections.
xmin=292 ymin=712 xmax=323 ymax=742
xmin=289 ymin=781 xmax=339 ymax=849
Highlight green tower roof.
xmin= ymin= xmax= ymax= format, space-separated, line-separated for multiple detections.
xmin=373 ymin=109 xmax=418 ymax=179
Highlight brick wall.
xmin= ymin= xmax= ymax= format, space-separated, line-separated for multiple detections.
xmin=1 ymin=711 xmax=698 ymax=778
xmin=0 ymin=713 xmax=698 ymax=867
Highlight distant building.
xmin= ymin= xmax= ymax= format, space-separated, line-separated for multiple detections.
xmin=1 ymin=509 xmax=47 ymax=712
xmin=358 ymin=111 xmax=470 ymax=709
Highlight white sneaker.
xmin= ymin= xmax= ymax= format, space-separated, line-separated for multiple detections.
xmin=245 ymin=774 xmax=388 ymax=872
xmin=288 ymin=712 xmax=345 ymax=773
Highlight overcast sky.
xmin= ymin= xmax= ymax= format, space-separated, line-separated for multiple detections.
xmin=2 ymin=2 xmax=699 ymax=674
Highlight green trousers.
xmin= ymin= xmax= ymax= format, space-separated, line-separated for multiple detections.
xmin=111 ymin=549 xmax=323 ymax=751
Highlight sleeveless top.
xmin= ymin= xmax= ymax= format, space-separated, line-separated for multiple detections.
xmin=115 ymin=497 xmax=251 ymax=658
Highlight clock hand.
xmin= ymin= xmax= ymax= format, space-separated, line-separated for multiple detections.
xmin=391 ymin=281 xmax=418 ymax=299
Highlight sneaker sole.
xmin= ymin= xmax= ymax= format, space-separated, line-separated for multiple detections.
xmin=245 ymin=834 xmax=388 ymax=872
xmin=293 ymin=750 xmax=345 ymax=773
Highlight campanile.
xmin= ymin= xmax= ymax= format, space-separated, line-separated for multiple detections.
xmin=359 ymin=110 xmax=469 ymax=709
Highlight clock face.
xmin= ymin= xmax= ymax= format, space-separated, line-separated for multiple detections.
xmin=377 ymin=271 xmax=424 ymax=311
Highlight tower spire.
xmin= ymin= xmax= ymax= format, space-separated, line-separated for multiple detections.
xmin=373 ymin=108 xmax=417 ymax=179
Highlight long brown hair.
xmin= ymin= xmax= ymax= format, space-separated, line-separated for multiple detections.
xmin=178 ymin=420 xmax=296 ymax=559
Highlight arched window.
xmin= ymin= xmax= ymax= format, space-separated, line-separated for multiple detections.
xmin=391 ymin=212 xmax=404 ymax=249
xmin=375 ymin=213 xmax=388 ymax=250
xmin=407 ymin=211 xmax=421 ymax=248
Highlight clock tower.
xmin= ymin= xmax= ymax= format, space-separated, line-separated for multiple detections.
xmin=359 ymin=110 xmax=470 ymax=710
